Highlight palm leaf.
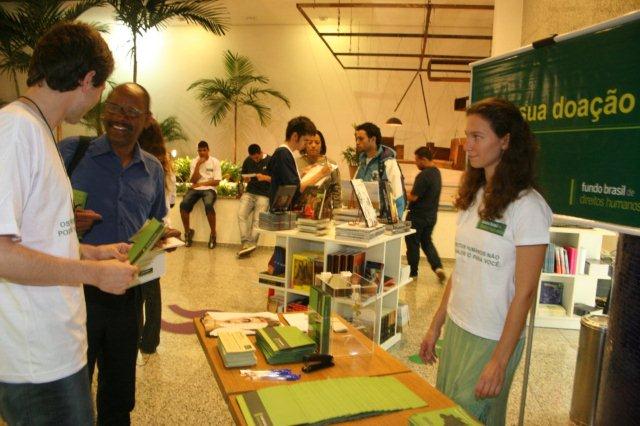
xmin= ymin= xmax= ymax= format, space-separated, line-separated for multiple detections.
xmin=159 ymin=116 xmax=188 ymax=142
xmin=241 ymin=98 xmax=271 ymax=126
xmin=245 ymin=87 xmax=291 ymax=108
xmin=151 ymin=1 xmax=228 ymax=35
xmin=202 ymin=96 xmax=233 ymax=125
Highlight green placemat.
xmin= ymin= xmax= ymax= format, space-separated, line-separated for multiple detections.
xmin=238 ymin=375 xmax=427 ymax=426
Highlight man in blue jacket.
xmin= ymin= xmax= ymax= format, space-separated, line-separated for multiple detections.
xmin=354 ymin=122 xmax=406 ymax=219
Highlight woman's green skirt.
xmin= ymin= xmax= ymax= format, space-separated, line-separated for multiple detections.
xmin=436 ymin=316 xmax=525 ymax=425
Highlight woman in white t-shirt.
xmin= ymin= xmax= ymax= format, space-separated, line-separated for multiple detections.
xmin=420 ymin=98 xmax=552 ymax=425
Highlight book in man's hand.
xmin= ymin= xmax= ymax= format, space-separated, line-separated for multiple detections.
xmin=72 ymin=189 xmax=88 ymax=210
xmin=128 ymin=218 xmax=166 ymax=265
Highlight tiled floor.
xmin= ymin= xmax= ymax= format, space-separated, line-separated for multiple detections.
xmin=128 ymin=244 xmax=581 ymax=425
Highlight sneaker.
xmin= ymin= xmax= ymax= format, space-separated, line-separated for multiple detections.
xmin=238 ymin=243 xmax=257 ymax=257
xmin=136 ymin=350 xmax=153 ymax=366
xmin=409 ymin=270 xmax=418 ymax=278
xmin=208 ymin=234 xmax=216 ymax=249
xmin=436 ymin=268 xmax=447 ymax=285
xmin=185 ymin=229 xmax=194 ymax=247
xmin=236 ymin=243 xmax=248 ymax=257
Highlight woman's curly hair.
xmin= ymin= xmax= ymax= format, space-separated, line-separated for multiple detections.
xmin=454 ymin=98 xmax=539 ymax=220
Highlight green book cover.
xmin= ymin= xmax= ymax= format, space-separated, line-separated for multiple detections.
xmin=128 ymin=218 xmax=165 ymax=264
xmin=408 ymin=406 xmax=481 ymax=426
xmin=256 ymin=326 xmax=316 ymax=365
xmin=72 ymin=189 xmax=87 ymax=210
xmin=238 ymin=376 xmax=427 ymax=425
xmin=309 ymin=286 xmax=331 ymax=354
xmin=257 ymin=326 xmax=315 ymax=352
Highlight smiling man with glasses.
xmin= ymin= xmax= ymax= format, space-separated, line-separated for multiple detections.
xmin=58 ymin=83 xmax=167 ymax=424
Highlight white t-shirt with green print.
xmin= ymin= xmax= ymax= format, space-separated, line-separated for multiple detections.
xmin=448 ymin=187 xmax=552 ymax=341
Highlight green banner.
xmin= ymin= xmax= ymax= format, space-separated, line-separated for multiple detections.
xmin=471 ymin=14 xmax=640 ymax=229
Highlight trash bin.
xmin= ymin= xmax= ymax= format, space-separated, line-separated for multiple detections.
xmin=570 ymin=315 xmax=608 ymax=426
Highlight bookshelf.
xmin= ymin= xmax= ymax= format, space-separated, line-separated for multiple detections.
xmin=257 ymin=227 xmax=415 ymax=349
xmin=535 ymin=226 xmax=616 ymax=330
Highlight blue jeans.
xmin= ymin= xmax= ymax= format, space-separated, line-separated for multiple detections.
xmin=237 ymin=192 xmax=270 ymax=244
xmin=0 ymin=365 xmax=93 ymax=426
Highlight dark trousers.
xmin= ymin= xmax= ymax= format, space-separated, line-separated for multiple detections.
xmin=0 ymin=365 xmax=94 ymax=426
xmin=86 ymin=287 xmax=142 ymax=426
xmin=138 ymin=278 xmax=161 ymax=354
xmin=405 ymin=221 xmax=443 ymax=274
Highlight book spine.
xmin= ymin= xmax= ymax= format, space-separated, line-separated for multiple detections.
xmin=565 ymin=246 xmax=578 ymax=275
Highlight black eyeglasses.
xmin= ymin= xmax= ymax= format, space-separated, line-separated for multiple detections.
xmin=104 ymin=101 xmax=147 ymax=118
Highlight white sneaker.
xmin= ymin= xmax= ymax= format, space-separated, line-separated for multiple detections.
xmin=238 ymin=243 xmax=257 ymax=257
xmin=136 ymin=350 xmax=152 ymax=366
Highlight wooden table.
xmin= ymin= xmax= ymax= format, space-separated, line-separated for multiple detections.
xmin=194 ymin=316 xmax=411 ymax=399
xmin=227 ymin=371 xmax=457 ymax=425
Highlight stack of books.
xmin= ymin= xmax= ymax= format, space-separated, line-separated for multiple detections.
xmin=335 ymin=223 xmax=385 ymax=241
xmin=255 ymin=326 xmax=316 ymax=364
xmin=291 ymin=251 xmax=324 ymax=291
xmin=326 ymin=249 xmax=366 ymax=275
xmin=216 ymin=330 xmax=257 ymax=368
xmin=543 ymin=243 xmax=588 ymax=275
xmin=296 ymin=217 xmax=331 ymax=235
xmin=258 ymin=271 xmax=285 ymax=287
xmin=332 ymin=208 xmax=361 ymax=224
xmin=385 ymin=221 xmax=412 ymax=234
xmin=259 ymin=211 xmax=298 ymax=231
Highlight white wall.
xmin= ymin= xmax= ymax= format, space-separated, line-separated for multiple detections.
xmin=521 ymin=0 xmax=640 ymax=45
xmin=491 ymin=0 xmax=524 ymax=56
xmin=0 ymin=5 xmax=471 ymax=178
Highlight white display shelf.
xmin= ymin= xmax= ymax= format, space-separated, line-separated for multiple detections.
xmin=535 ymin=226 xmax=615 ymax=330
xmin=257 ymin=225 xmax=414 ymax=347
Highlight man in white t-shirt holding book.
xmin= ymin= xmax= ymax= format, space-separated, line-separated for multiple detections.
xmin=0 ymin=22 xmax=137 ymax=425
xmin=180 ymin=140 xmax=222 ymax=249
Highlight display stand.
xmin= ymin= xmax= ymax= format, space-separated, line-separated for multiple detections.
xmin=534 ymin=226 xmax=615 ymax=330
xmin=257 ymin=226 xmax=414 ymax=349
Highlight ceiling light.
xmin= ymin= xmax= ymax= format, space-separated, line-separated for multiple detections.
xmin=385 ymin=117 xmax=403 ymax=126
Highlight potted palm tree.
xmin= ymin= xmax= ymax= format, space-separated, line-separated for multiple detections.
xmin=0 ymin=0 xmax=106 ymax=97
xmin=342 ymin=146 xmax=359 ymax=178
xmin=107 ymin=0 xmax=228 ymax=82
xmin=188 ymin=50 xmax=290 ymax=163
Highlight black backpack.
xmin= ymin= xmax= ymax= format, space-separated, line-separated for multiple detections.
xmin=65 ymin=136 xmax=94 ymax=177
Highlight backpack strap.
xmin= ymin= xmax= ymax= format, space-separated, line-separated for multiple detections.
xmin=66 ymin=136 xmax=93 ymax=178
xmin=377 ymin=146 xmax=408 ymax=218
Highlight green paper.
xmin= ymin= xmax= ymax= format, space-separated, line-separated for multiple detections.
xmin=128 ymin=218 xmax=165 ymax=264
xmin=409 ymin=406 xmax=481 ymax=425
xmin=409 ymin=340 xmax=443 ymax=364
xmin=238 ymin=376 xmax=428 ymax=425
xmin=72 ymin=189 xmax=87 ymax=210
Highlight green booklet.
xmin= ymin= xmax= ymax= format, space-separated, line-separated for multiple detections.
xmin=256 ymin=326 xmax=316 ymax=364
xmin=308 ymin=286 xmax=331 ymax=355
xmin=128 ymin=218 xmax=165 ymax=264
xmin=408 ymin=406 xmax=481 ymax=425
xmin=72 ymin=189 xmax=87 ymax=210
